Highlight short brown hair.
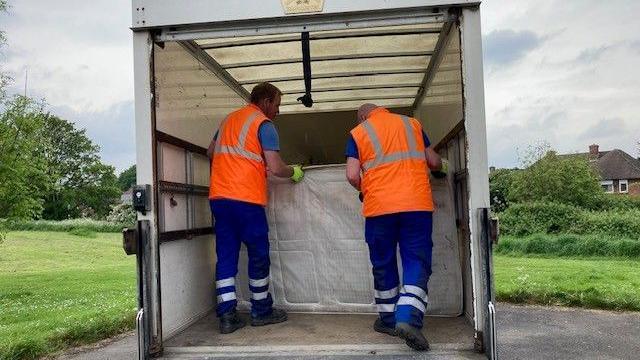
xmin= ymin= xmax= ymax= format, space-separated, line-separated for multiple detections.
xmin=250 ymin=82 xmax=282 ymax=104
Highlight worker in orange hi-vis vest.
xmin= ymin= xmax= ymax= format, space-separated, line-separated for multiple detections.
xmin=206 ymin=82 xmax=304 ymax=335
xmin=345 ymin=103 xmax=447 ymax=351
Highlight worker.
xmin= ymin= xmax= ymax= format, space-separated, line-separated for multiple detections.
xmin=207 ymin=82 xmax=304 ymax=334
xmin=345 ymin=103 xmax=446 ymax=351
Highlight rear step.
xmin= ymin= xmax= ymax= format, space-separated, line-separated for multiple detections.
xmin=161 ymin=343 xmax=484 ymax=359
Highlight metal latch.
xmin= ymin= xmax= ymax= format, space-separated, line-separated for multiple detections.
xmin=489 ymin=217 xmax=499 ymax=245
xmin=123 ymin=227 xmax=138 ymax=255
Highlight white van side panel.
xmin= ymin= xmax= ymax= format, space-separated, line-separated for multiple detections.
xmin=160 ymin=236 xmax=215 ymax=338
xmin=460 ymin=6 xmax=490 ymax=334
xmin=132 ymin=0 xmax=481 ymax=29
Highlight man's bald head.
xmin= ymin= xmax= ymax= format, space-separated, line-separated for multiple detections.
xmin=357 ymin=103 xmax=378 ymax=123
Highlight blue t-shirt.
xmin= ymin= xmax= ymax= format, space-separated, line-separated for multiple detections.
xmin=213 ymin=121 xmax=280 ymax=151
xmin=345 ymin=131 xmax=431 ymax=159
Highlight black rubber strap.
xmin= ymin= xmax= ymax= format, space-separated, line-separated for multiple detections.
xmin=297 ymin=31 xmax=313 ymax=108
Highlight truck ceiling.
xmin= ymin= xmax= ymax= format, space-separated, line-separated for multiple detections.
xmin=158 ymin=17 xmax=462 ymax=114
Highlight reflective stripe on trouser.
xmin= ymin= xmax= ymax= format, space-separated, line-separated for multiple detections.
xmin=365 ymin=211 xmax=433 ymax=328
xmin=211 ymin=199 xmax=274 ymax=317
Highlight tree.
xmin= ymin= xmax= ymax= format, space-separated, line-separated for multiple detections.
xmin=509 ymin=145 xmax=602 ymax=209
xmin=0 ymin=96 xmax=51 ymax=218
xmin=118 ymin=165 xmax=136 ymax=191
xmin=489 ymin=168 xmax=517 ymax=213
xmin=40 ymin=115 xmax=120 ymax=220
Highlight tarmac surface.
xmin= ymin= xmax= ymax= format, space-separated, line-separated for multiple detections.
xmin=53 ymin=303 xmax=640 ymax=360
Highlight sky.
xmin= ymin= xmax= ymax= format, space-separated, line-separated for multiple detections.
xmin=1 ymin=0 xmax=639 ymax=172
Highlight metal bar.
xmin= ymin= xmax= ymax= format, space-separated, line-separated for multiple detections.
xmin=157 ymin=9 xmax=451 ymax=42
xmin=281 ymin=83 xmax=423 ymax=95
xmin=221 ymin=51 xmax=434 ymax=69
xmin=412 ymin=12 xmax=457 ymax=109
xmin=156 ymin=130 xmax=208 ymax=156
xmin=237 ymin=68 xmax=427 ymax=85
xmin=198 ymin=28 xmax=442 ymax=49
xmin=159 ymin=228 xmax=213 ymax=243
xmin=138 ymin=220 xmax=152 ymax=360
xmin=178 ymin=40 xmax=250 ymax=101
xmin=158 ymin=180 xmax=209 ymax=196
xmin=281 ymin=94 xmax=416 ymax=106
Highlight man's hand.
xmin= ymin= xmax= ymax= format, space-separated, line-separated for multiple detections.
xmin=290 ymin=165 xmax=304 ymax=183
xmin=432 ymin=158 xmax=449 ymax=179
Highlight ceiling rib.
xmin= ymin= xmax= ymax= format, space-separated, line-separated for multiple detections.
xmin=178 ymin=40 xmax=250 ymax=101
xmin=198 ymin=28 xmax=442 ymax=49
xmin=237 ymin=69 xmax=427 ymax=85
xmin=412 ymin=13 xmax=457 ymax=109
xmin=219 ymin=51 xmax=434 ymax=69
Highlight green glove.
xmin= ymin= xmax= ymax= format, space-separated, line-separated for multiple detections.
xmin=290 ymin=165 xmax=304 ymax=183
xmin=432 ymin=159 xmax=449 ymax=179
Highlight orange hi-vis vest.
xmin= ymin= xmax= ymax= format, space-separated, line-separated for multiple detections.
xmin=209 ymin=104 xmax=270 ymax=206
xmin=350 ymin=107 xmax=434 ymax=217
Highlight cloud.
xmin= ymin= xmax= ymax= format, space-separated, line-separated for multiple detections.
xmin=483 ymin=29 xmax=544 ymax=66
xmin=574 ymin=46 xmax=612 ymax=64
xmin=579 ymin=118 xmax=628 ymax=141
xmin=51 ymin=101 xmax=136 ymax=173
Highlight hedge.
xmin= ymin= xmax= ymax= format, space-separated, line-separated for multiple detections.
xmin=0 ymin=218 xmax=127 ymax=233
xmin=498 ymin=202 xmax=640 ymax=239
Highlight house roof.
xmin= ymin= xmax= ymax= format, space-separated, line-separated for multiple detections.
xmin=596 ymin=149 xmax=640 ymax=180
xmin=561 ymin=149 xmax=640 ymax=180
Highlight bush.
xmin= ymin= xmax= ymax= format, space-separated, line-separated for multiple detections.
xmin=498 ymin=202 xmax=582 ymax=236
xmin=106 ymin=203 xmax=136 ymax=227
xmin=498 ymin=202 xmax=640 ymax=239
xmin=496 ymin=233 xmax=640 ymax=258
xmin=0 ymin=218 xmax=125 ymax=233
xmin=509 ymin=148 xmax=602 ymax=209
xmin=593 ymin=194 xmax=640 ymax=211
xmin=490 ymin=168 xmax=517 ymax=213
xmin=575 ymin=210 xmax=640 ymax=239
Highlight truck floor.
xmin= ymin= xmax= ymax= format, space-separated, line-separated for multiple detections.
xmin=162 ymin=313 xmax=483 ymax=359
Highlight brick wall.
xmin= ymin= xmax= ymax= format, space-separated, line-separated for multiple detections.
xmin=629 ymin=179 xmax=640 ymax=196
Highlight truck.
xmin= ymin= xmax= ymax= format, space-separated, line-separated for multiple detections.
xmin=127 ymin=1 xmax=496 ymax=359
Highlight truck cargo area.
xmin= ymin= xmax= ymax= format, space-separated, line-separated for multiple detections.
xmin=132 ymin=3 xmax=493 ymax=358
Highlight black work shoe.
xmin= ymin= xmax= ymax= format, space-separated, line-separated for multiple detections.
xmin=251 ymin=308 xmax=288 ymax=326
xmin=219 ymin=311 xmax=246 ymax=334
xmin=373 ymin=318 xmax=397 ymax=337
xmin=396 ymin=323 xmax=430 ymax=351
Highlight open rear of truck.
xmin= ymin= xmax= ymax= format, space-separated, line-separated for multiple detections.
xmin=129 ymin=1 xmax=495 ymax=359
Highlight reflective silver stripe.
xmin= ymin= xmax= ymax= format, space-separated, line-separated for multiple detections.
xmin=377 ymin=303 xmax=396 ymax=313
xmin=216 ymin=277 xmax=235 ymax=288
xmin=237 ymin=112 xmax=260 ymax=147
xmin=217 ymin=292 xmax=237 ymax=303
xmin=214 ymin=116 xmax=229 ymax=154
xmin=397 ymin=296 xmax=426 ymax=313
xmin=400 ymin=115 xmax=418 ymax=151
xmin=362 ymin=150 xmax=425 ymax=171
xmin=375 ymin=287 xmax=399 ymax=300
xmin=218 ymin=145 xmax=264 ymax=162
xmin=402 ymin=285 xmax=428 ymax=302
xmin=360 ymin=117 xmax=425 ymax=171
xmin=213 ymin=112 xmax=263 ymax=163
xmin=249 ymin=277 xmax=269 ymax=288
xmin=251 ymin=291 xmax=269 ymax=300
xmin=362 ymin=120 xmax=383 ymax=158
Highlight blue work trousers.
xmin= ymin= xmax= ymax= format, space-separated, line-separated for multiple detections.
xmin=210 ymin=199 xmax=273 ymax=318
xmin=365 ymin=211 xmax=433 ymax=329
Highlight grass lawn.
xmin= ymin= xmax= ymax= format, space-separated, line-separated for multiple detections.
xmin=494 ymin=254 xmax=640 ymax=311
xmin=0 ymin=231 xmax=136 ymax=360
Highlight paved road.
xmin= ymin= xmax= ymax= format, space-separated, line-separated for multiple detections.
xmin=54 ymin=304 xmax=640 ymax=359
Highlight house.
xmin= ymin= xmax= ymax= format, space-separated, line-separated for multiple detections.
xmin=120 ymin=187 xmax=133 ymax=204
xmin=584 ymin=144 xmax=640 ymax=196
